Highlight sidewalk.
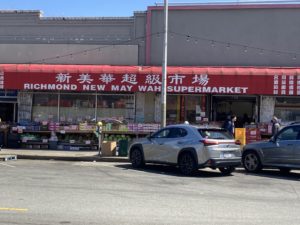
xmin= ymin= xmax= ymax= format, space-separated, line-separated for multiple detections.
xmin=0 ymin=148 xmax=129 ymax=162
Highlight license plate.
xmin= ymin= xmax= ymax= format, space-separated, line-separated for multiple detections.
xmin=223 ymin=153 xmax=233 ymax=158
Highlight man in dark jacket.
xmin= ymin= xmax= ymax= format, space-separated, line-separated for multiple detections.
xmin=223 ymin=115 xmax=237 ymax=136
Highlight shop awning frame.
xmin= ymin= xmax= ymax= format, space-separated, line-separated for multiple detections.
xmin=2 ymin=64 xmax=300 ymax=76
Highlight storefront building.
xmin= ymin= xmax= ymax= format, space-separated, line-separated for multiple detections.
xmin=0 ymin=3 xmax=300 ymax=149
xmin=144 ymin=3 xmax=300 ymax=126
xmin=1 ymin=64 xmax=299 ymax=124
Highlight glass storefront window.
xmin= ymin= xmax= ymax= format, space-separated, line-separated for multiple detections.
xmin=185 ymin=95 xmax=205 ymax=123
xmin=0 ymin=90 xmax=18 ymax=97
xmin=97 ymin=94 xmax=135 ymax=122
xmin=166 ymin=95 xmax=206 ymax=124
xmin=32 ymin=94 xmax=58 ymax=122
xmin=275 ymin=97 xmax=300 ymax=121
xmin=60 ymin=94 xmax=96 ymax=123
xmin=31 ymin=93 xmax=135 ymax=123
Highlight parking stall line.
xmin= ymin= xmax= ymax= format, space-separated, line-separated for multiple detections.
xmin=0 ymin=163 xmax=15 ymax=168
xmin=0 ymin=208 xmax=28 ymax=212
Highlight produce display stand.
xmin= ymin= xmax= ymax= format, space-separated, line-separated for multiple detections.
xmin=10 ymin=124 xmax=98 ymax=150
xmin=7 ymin=122 xmax=161 ymax=152
xmin=102 ymin=130 xmax=151 ymax=138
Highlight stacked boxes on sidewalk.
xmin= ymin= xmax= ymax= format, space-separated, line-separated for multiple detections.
xmin=245 ymin=126 xmax=261 ymax=144
xmin=101 ymin=141 xmax=117 ymax=156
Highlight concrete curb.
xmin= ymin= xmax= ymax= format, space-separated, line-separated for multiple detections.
xmin=17 ymin=154 xmax=129 ymax=162
xmin=0 ymin=149 xmax=129 ymax=163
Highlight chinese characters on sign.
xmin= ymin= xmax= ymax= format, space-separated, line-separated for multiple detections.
xmin=0 ymin=71 xmax=4 ymax=89
xmin=273 ymin=75 xmax=278 ymax=95
xmin=77 ymin=73 xmax=93 ymax=84
xmin=288 ymin=75 xmax=294 ymax=95
xmin=121 ymin=74 xmax=137 ymax=85
xmin=192 ymin=74 xmax=209 ymax=86
xmin=298 ymin=75 xmax=300 ymax=95
xmin=56 ymin=73 xmax=71 ymax=83
xmin=14 ymin=72 xmax=248 ymax=94
xmin=145 ymin=74 xmax=161 ymax=85
xmin=3 ymin=70 xmax=299 ymax=95
xmin=99 ymin=74 xmax=115 ymax=84
xmin=273 ymin=75 xmax=298 ymax=95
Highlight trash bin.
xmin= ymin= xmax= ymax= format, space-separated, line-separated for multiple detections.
xmin=118 ymin=140 xmax=128 ymax=156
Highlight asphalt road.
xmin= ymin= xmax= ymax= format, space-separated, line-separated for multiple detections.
xmin=0 ymin=160 xmax=299 ymax=225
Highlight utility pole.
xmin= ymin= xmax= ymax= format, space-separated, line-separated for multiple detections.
xmin=161 ymin=0 xmax=168 ymax=128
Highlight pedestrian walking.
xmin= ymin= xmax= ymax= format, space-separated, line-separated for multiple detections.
xmin=223 ymin=115 xmax=237 ymax=136
xmin=271 ymin=116 xmax=281 ymax=136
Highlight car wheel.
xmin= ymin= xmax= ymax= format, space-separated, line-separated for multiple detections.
xmin=178 ymin=152 xmax=197 ymax=176
xmin=130 ymin=148 xmax=145 ymax=168
xmin=279 ymin=168 xmax=291 ymax=174
xmin=242 ymin=151 xmax=262 ymax=173
xmin=219 ymin=166 xmax=235 ymax=175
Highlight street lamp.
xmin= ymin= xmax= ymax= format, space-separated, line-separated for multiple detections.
xmin=161 ymin=0 xmax=168 ymax=128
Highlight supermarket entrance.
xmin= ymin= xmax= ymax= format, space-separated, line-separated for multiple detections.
xmin=211 ymin=95 xmax=258 ymax=127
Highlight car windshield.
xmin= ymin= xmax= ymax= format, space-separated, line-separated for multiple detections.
xmin=198 ymin=129 xmax=233 ymax=140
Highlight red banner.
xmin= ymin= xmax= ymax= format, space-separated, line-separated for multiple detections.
xmin=2 ymin=71 xmax=300 ymax=95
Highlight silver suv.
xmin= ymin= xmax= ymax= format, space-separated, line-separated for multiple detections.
xmin=128 ymin=124 xmax=242 ymax=175
xmin=242 ymin=123 xmax=300 ymax=173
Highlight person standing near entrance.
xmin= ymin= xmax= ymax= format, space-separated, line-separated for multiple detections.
xmin=223 ymin=115 xmax=237 ymax=136
xmin=271 ymin=116 xmax=281 ymax=136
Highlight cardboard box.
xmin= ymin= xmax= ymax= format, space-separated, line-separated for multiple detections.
xmin=101 ymin=141 xmax=117 ymax=156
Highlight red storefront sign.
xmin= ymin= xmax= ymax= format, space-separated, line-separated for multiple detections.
xmin=1 ymin=65 xmax=300 ymax=95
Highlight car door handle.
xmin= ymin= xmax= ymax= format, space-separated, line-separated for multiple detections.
xmin=287 ymin=144 xmax=293 ymax=146
xmin=159 ymin=143 xmax=164 ymax=145
xmin=177 ymin=141 xmax=184 ymax=144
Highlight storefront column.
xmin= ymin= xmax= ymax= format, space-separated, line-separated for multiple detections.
xmin=260 ymin=96 xmax=275 ymax=123
xmin=155 ymin=94 xmax=161 ymax=123
xmin=135 ymin=92 xmax=145 ymax=122
xmin=135 ymin=92 xmax=156 ymax=123
xmin=144 ymin=93 xmax=155 ymax=122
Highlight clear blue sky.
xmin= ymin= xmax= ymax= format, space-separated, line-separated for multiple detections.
xmin=0 ymin=0 xmax=289 ymax=17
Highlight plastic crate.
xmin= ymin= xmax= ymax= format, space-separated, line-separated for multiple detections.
xmin=118 ymin=140 xmax=128 ymax=157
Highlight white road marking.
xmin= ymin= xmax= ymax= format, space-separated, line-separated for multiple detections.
xmin=73 ymin=161 xmax=123 ymax=167
xmin=0 ymin=207 xmax=28 ymax=212
xmin=0 ymin=162 xmax=15 ymax=168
